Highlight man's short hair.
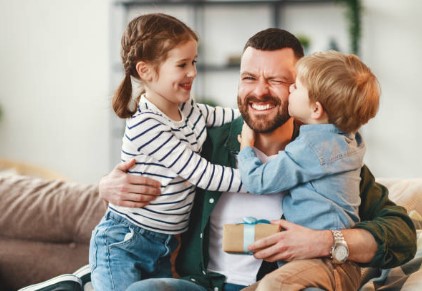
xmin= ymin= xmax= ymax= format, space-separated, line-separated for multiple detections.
xmin=243 ymin=28 xmax=304 ymax=59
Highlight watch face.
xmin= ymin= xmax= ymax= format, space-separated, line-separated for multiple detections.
xmin=335 ymin=245 xmax=349 ymax=261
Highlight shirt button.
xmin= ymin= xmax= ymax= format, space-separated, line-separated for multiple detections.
xmin=202 ymin=270 xmax=206 ymax=275
xmin=209 ymin=198 xmax=215 ymax=204
xmin=200 ymin=233 xmax=203 ymax=239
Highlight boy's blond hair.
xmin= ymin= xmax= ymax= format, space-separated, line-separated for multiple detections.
xmin=296 ymin=50 xmax=380 ymax=133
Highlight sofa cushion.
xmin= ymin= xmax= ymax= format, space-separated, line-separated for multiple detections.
xmin=0 ymin=175 xmax=106 ymax=243
xmin=376 ymin=178 xmax=422 ymax=215
xmin=0 ymin=237 xmax=89 ymax=290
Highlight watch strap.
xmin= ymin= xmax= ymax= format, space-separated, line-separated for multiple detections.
xmin=330 ymin=230 xmax=348 ymax=264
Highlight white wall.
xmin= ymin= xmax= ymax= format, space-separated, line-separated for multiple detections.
xmin=0 ymin=0 xmax=111 ymax=183
xmin=360 ymin=0 xmax=422 ymax=178
xmin=0 ymin=0 xmax=421 ymax=183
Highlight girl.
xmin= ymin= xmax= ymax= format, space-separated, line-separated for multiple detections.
xmin=89 ymin=13 xmax=242 ymax=291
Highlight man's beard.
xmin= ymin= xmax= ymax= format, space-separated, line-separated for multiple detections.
xmin=238 ymin=94 xmax=290 ymax=133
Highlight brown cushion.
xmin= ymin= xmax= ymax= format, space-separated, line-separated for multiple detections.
xmin=0 ymin=175 xmax=106 ymax=243
xmin=0 ymin=237 xmax=89 ymax=290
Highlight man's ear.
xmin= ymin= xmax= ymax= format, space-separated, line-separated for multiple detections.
xmin=136 ymin=61 xmax=153 ymax=81
xmin=311 ymin=101 xmax=326 ymax=120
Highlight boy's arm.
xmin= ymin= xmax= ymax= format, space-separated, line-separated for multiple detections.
xmin=237 ymin=140 xmax=328 ymax=194
xmin=248 ymin=165 xmax=417 ymax=268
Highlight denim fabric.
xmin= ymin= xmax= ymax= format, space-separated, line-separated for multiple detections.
xmin=126 ymin=278 xmax=207 ymax=291
xmin=89 ymin=211 xmax=178 ymax=291
xmin=126 ymin=279 xmax=248 ymax=291
xmin=223 ymin=283 xmax=247 ymax=291
xmin=238 ymin=124 xmax=364 ymax=230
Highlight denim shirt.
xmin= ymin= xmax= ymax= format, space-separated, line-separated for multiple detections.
xmin=238 ymin=123 xmax=364 ymax=230
xmin=175 ymin=117 xmax=416 ymax=291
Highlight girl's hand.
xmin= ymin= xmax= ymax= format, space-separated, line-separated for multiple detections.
xmin=238 ymin=122 xmax=256 ymax=150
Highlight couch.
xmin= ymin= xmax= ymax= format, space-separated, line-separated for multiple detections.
xmin=0 ymin=173 xmax=421 ymax=291
xmin=0 ymin=174 xmax=106 ymax=291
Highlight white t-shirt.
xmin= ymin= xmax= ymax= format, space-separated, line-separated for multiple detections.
xmin=207 ymin=149 xmax=284 ymax=286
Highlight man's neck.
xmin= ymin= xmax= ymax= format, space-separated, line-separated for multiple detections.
xmin=254 ymin=117 xmax=294 ymax=156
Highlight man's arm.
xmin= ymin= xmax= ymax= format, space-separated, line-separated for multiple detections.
xmin=100 ymin=162 xmax=417 ymax=269
xmin=248 ymin=166 xmax=417 ymax=268
xmin=353 ymin=165 xmax=417 ymax=268
xmin=247 ymin=220 xmax=377 ymax=263
xmin=99 ymin=159 xmax=161 ymax=208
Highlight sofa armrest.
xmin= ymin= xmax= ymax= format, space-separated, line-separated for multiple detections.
xmin=377 ymin=178 xmax=422 ymax=215
xmin=0 ymin=175 xmax=106 ymax=243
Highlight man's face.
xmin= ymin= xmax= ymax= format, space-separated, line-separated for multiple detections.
xmin=237 ymin=47 xmax=297 ymax=133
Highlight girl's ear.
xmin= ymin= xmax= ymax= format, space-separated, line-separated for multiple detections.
xmin=136 ymin=61 xmax=153 ymax=81
xmin=311 ymin=101 xmax=326 ymax=120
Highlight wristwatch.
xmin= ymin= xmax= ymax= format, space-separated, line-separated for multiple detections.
xmin=330 ymin=230 xmax=349 ymax=264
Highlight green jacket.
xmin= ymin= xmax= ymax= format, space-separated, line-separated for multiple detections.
xmin=176 ymin=117 xmax=417 ymax=290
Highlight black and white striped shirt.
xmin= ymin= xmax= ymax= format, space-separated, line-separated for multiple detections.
xmin=110 ymin=96 xmax=243 ymax=234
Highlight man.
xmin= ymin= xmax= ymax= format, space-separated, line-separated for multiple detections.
xmin=100 ymin=28 xmax=416 ymax=290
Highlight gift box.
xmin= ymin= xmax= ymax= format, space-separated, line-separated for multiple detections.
xmin=223 ymin=217 xmax=280 ymax=254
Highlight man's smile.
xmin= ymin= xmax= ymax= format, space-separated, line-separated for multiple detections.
xmin=250 ymin=102 xmax=276 ymax=111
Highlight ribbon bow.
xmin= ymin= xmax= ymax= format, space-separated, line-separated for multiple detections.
xmin=241 ymin=216 xmax=270 ymax=253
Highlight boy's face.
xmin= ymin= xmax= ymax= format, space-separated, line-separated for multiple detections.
xmin=237 ymin=47 xmax=297 ymax=133
xmin=288 ymin=77 xmax=314 ymax=124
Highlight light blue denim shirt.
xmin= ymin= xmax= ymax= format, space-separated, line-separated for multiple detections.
xmin=238 ymin=123 xmax=364 ymax=230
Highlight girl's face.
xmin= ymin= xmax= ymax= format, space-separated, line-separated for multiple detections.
xmin=288 ymin=77 xmax=314 ymax=124
xmin=145 ymin=39 xmax=198 ymax=113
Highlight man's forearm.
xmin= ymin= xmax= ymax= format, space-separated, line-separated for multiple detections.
xmin=316 ymin=228 xmax=376 ymax=264
xmin=342 ymin=228 xmax=376 ymax=263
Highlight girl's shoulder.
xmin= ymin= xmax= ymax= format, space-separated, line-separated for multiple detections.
xmin=127 ymin=105 xmax=169 ymax=127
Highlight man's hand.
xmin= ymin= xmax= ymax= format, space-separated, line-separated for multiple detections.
xmin=248 ymin=219 xmax=332 ymax=262
xmin=99 ymin=159 xmax=161 ymax=208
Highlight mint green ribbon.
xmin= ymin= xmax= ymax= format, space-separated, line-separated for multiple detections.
xmin=242 ymin=217 xmax=270 ymax=253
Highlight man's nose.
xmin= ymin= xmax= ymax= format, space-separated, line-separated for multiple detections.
xmin=253 ymin=80 xmax=270 ymax=97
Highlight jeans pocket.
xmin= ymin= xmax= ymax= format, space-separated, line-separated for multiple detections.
xmin=89 ymin=228 xmax=100 ymax=271
xmin=106 ymin=221 xmax=139 ymax=253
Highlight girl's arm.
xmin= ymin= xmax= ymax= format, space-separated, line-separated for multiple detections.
xmin=125 ymin=115 xmax=243 ymax=193
xmin=194 ymin=102 xmax=240 ymax=128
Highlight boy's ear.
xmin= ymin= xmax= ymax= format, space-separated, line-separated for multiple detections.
xmin=311 ymin=101 xmax=326 ymax=120
xmin=136 ymin=61 xmax=153 ymax=81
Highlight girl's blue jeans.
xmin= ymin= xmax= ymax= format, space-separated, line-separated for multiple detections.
xmin=89 ymin=211 xmax=178 ymax=291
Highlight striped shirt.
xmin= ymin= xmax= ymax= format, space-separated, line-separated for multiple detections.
xmin=110 ymin=95 xmax=243 ymax=234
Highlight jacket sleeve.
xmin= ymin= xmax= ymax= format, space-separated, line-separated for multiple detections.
xmin=354 ymin=165 xmax=417 ymax=268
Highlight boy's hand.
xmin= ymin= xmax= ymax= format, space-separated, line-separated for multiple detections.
xmin=238 ymin=123 xmax=256 ymax=150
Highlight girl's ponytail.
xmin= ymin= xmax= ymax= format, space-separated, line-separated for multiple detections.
xmin=112 ymin=73 xmax=136 ymax=118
